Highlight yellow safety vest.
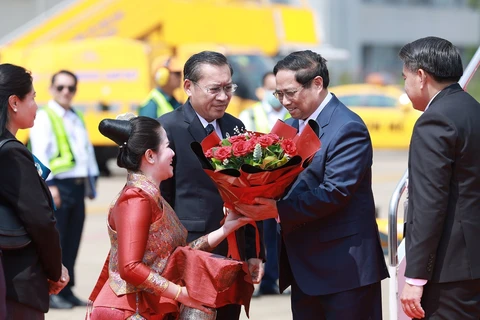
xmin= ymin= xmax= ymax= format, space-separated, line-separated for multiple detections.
xmin=143 ymin=88 xmax=174 ymax=117
xmin=250 ymin=102 xmax=290 ymax=133
xmin=42 ymin=107 xmax=85 ymax=175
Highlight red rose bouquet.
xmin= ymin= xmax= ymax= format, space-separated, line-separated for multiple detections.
xmin=191 ymin=119 xmax=321 ymax=210
xmin=191 ymin=119 xmax=320 ymax=260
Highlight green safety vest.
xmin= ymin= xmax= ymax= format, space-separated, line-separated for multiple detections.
xmin=42 ymin=106 xmax=85 ymax=175
xmin=143 ymin=88 xmax=175 ymax=117
xmin=250 ymin=102 xmax=290 ymax=132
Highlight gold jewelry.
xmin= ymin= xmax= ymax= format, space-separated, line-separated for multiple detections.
xmin=174 ymin=286 xmax=182 ymax=301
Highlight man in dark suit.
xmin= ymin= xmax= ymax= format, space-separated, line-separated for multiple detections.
xmin=158 ymin=51 xmax=264 ymax=320
xmin=235 ymin=50 xmax=388 ymax=320
xmin=399 ymin=37 xmax=480 ymax=319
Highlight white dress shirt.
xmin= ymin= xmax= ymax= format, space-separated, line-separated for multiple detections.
xmin=29 ymin=100 xmax=99 ymax=181
xmin=298 ymin=92 xmax=333 ymax=133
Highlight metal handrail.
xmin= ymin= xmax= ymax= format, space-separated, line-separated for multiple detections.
xmin=387 ymin=170 xmax=407 ymax=266
xmin=387 ymin=45 xmax=480 ymax=268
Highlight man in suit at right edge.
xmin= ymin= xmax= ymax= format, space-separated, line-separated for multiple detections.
xmin=399 ymin=37 xmax=480 ymax=319
xmin=235 ymin=50 xmax=389 ymax=319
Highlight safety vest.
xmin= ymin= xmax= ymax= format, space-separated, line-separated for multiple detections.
xmin=250 ymin=102 xmax=290 ymax=133
xmin=42 ymin=106 xmax=85 ymax=175
xmin=143 ymin=88 xmax=174 ymax=117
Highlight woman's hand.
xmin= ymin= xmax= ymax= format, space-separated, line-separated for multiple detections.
xmin=176 ymin=286 xmax=214 ymax=314
xmin=48 ymin=264 xmax=70 ymax=295
xmin=223 ymin=209 xmax=254 ymax=233
xmin=247 ymin=258 xmax=264 ymax=284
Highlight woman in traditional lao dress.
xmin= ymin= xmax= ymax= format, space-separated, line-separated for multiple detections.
xmin=88 ymin=116 xmax=254 ymax=320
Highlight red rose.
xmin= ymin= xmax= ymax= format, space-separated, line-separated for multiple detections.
xmin=228 ymin=135 xmax=246 ymax=144
xmin=246 ymin=137 xmax=258 ymax=152
xmin=232 ymin=140 xmax=251 ymax=157
xmin=205 ymin=148 xmax=214 ymax=158
xmin=266 ymin=133 xmax=280 ymax=144
xmin=257 ymin=135 xmax=276 ymax=148
xmin=281 ymin=139 xmax=297 ymax=156
xmin=214 ymin=146 xmax=232 ymax=161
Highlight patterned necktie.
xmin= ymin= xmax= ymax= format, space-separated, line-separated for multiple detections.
xmin=205 ymin=123 xmax=215 ymax=135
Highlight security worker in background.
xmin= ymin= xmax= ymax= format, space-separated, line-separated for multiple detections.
xmin=239 ymin=71 xmax=289 ymax=132
xmin=29 ymin=70 xmax=99 ymax=309
xmin=138 ymin=56 xmax=183 ymax=118
xmin=239 ymin=71 xmax=289 ymax=297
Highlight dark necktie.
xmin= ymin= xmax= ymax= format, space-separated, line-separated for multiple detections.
xmin=205 ymin=123 xmax=215 ymax=135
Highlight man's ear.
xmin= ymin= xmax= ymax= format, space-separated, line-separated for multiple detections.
xmin=184 ymin=79 xmax=193 ymax=97
xmin=313 ymin=76 xmax=324 ymax=90
xmin=417 ymin=69 xmax=427 ymax=89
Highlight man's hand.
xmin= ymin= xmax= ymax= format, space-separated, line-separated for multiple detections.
xmin=48 ymin=264 xmax=70 ymax=295
xmin=247 ymin=258 xmax=264 ymax=284
xmin=48 ymin=185 xmax=62 ymax=208
xmin=234 ymin=198 xmax=278 ymax=221
xmin=400 ymin=283 xmax=425 ymax=319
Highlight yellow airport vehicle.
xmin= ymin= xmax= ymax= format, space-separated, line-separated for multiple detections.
xmin=330 ymin=83 xmax=422 ymax=149
xmin=0 ymin=0 xmax=320 ymax=164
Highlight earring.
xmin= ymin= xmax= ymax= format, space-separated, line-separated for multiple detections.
xmin=13 ymin=108 xmax=17 ymax=113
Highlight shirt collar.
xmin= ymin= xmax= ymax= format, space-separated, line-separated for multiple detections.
xmin=196 ymin=113 xmax=218 ymax=131
xmin=300 ymin=92 xmax=333 ymax=126
xmin=424 ymin=90 xmax=442 ymax=111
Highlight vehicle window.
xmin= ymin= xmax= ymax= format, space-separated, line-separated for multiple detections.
xmin=337 ymin=94 xmax=397 ymax=107
xmin=336 ymin=95 xmax=366 ymax=106
xmin=366 ymin=95 xmax=397 ymax=107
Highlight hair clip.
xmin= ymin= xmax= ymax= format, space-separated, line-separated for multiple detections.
xmin=116 ymin=112 xmax=137 ymax=121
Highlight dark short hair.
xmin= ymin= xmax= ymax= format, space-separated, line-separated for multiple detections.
xmin=399 ymin=36 xmax=463 ymax=83
xmin=183 ymin=51 xmax=233 ymax=83
xmin=0 ymin=63 xmax=33 ymax=135
xmin=51 ymin=70 xmax=78 ymax=87
xmin=273 ymin=50 xmax=330 ymax=89
xmin=99 ymin=116 xmax=162 ymax=171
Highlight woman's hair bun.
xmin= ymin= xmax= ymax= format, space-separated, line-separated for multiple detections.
xmin=98 ymin=118 xmax=132 ymax=146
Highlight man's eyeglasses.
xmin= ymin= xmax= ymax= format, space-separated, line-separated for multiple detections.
xmin=192 ymin=82 xmax=238 ymax=95
xmin=56 ymin=85 xmax=76 ymax=93
xmin=273 ymin=77 xmax=316 ymax=101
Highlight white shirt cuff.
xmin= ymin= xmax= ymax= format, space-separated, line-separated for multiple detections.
xmin=405 ymin=277 xmax=428 ymax=286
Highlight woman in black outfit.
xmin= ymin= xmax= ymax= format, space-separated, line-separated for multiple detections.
xmin=0 ymin=63 xmax=68 ymax=319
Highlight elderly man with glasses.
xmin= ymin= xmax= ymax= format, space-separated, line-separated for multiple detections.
xmin=29 ymin=70 xmax=99 ymax=309
xmin=158 ymin=51 xmax=265 ymax=320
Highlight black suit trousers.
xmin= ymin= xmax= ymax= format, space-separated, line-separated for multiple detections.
xmin=291 ymin=279 xmax=382 ymax=320
xmin=416 ymin=279 xmax=480 ymax=320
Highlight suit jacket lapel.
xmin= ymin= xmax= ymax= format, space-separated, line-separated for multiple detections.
xmin=183 ymin=100 xmax=208 ymax=142
xmin=315 ymin=94 xmax=342 ymax=139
